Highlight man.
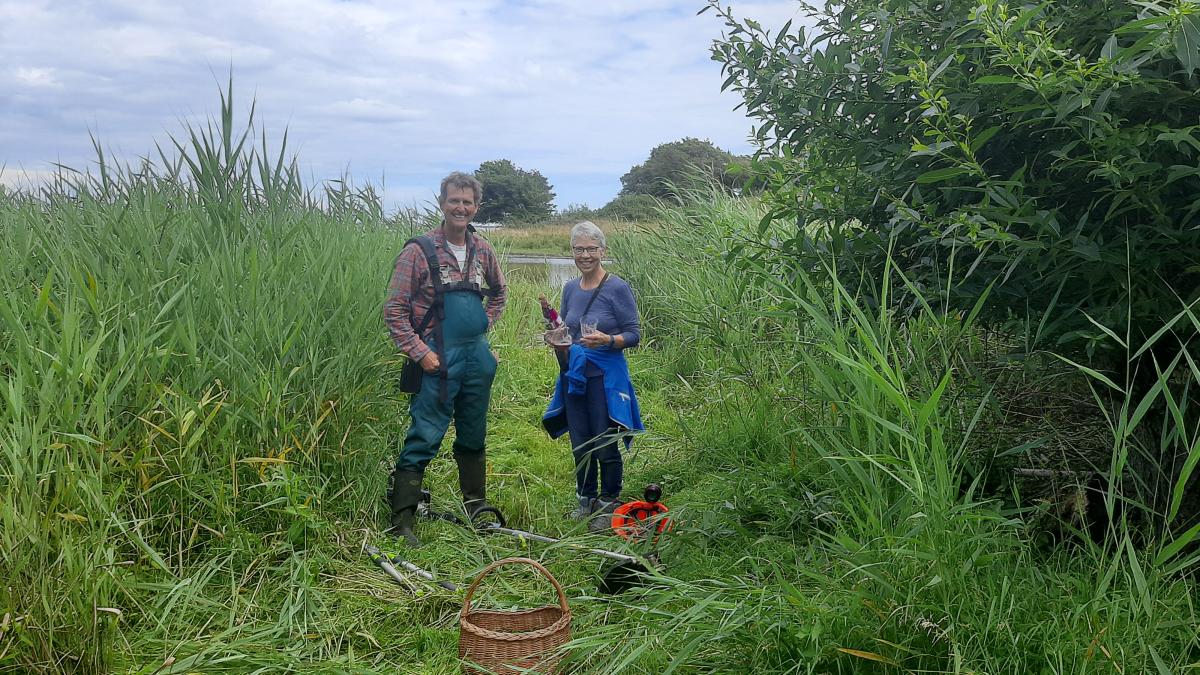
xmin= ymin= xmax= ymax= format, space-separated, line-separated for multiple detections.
xmin=383 ymin=171 xmax=507 ymax=546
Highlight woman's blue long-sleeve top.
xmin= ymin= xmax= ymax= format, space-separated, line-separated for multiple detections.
xmin=558 ymin=274 xmax=640 ymax=349
xmin=542 ymin=273 xmax=644 ymax=442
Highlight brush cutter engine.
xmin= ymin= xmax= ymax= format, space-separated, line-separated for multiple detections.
xmin=611 ymin=483 xmax=672 ymax=543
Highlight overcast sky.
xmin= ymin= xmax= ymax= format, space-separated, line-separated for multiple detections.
xmin=1 ymin=1 xmax=807 ymax=211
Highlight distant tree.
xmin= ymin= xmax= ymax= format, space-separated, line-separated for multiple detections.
xmin=619 ymin=138 xmax=746 ymax=199
xmin=598 ymin=194 xmax=661 ymax=222
xmin=473 ymin=160 xmax=555 ymax=224
xmin=554 ymin=203 xmax=597 ymax=223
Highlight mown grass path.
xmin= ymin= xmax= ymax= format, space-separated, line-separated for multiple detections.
xmin=334 ymin=275 xmax=690 ymax=673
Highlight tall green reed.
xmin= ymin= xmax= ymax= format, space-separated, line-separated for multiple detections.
xmin=0 ymin=82 xmax=412 ymax=671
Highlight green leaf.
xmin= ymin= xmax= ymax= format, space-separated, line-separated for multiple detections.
xmin=1052 ymin=354 xmax=1124 ymax=392
xmin=1102 ymin=34 xmax=1119 ymax=59
xmin=929 ymin=54 xmax=955 ymax=82
xmin=1175 ymin=13 xmax=1200 ymax=73
xmin=1012 ymin=3 xmax=1048 ymax=31
xmin=1156 ymin=519 xmax=1200 ymax=567
xmin=1092 ymin=87 xmax=1115 ymax=115
xmin=1071 ymin=237 xmax=1100 ymax=261
xmin=970 ymin=125 xmax=1002 ymax=152
xmin=1125 ymin=536 xmax=1152 ymax=615
xmin=975 ymin=75 xmax=1019 ymax=85
xmin=916 ymin=166 xmax=968 ymax=184
xmin=1115 ymin=14 xmax=1173 ymax=34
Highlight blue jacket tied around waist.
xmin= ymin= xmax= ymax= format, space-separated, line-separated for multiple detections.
xmin=543 ymin=345 xmax=644 ymax=445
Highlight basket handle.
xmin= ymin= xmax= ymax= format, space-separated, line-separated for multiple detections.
xmin=460 ymin=557 xmax=570 ymax=618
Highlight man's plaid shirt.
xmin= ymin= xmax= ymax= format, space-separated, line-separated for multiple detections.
xmin=384 ymin=226 xmax=508 ymax=363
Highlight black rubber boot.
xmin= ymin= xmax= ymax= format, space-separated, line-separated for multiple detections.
xmin=389 ymin=469 xmax=425 ymax=547
xmin=454 ymin=450 xmax=491 ymax=518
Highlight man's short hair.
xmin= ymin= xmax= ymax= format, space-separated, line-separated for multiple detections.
xmin=440 ymin=172 xmax=483 ymax=204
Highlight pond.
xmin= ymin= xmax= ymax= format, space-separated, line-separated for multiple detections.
xmin=504 ymin=255 xmax=615 ymax=289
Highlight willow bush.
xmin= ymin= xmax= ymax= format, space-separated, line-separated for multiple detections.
xmin=708 ymin=0 xmax=1200 ymax=539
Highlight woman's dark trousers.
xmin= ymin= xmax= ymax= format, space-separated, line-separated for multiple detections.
xmin=564 ymin=373 xmax=623 ymax=501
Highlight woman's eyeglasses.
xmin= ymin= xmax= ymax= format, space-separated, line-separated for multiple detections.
xmin=572 ymin=246 xmax=603 ymax=256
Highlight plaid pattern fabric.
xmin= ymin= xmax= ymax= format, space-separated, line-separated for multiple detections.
xmin=384 ymin=226 xmax=508 ymax=362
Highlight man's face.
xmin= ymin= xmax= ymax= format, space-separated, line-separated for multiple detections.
xmin=440 ymin=186 xmax=478 ymax=230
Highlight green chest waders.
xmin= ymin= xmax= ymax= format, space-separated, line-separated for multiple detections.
xmin=390 ymin=234 xmax=501 ymax=546
xmin=397 ymin=236 xmax=499 ymax=473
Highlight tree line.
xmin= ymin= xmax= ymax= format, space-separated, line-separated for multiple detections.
xmin=470 ymin=137 xmax=747 ymax=224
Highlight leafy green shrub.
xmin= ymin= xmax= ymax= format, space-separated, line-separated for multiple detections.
xmin=709 ymin=0 xmax=1200 ymax=362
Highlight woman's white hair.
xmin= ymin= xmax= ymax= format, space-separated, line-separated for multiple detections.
xmin=570 ymin=221 xmax=606 ymax=248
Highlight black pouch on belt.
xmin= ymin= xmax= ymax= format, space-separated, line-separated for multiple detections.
xmin=399 ymin=358 xmax=423 ymax=394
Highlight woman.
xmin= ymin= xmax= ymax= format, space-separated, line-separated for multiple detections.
xmin=543 ymin=221 xmax=644 ymax=530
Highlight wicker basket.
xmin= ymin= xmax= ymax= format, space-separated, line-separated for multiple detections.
xmin=458 ymin=557 xmax=572 ymax=675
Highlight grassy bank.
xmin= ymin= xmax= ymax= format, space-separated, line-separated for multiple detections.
xmin=2 ymin=103 xmax=1198 ymax=673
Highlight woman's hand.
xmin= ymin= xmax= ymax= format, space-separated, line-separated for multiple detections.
xmin=544 ymin=331 xmax=570 ymax=352
xmin=580 ymin=331 xmax=613 ymax=349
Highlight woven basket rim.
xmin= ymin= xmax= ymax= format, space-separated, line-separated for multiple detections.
xmin=460 ymin=606 xmax=570 ymax=642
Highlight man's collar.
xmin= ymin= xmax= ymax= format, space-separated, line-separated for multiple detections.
xmin=436 ymin=222 xmax=475 ymax=245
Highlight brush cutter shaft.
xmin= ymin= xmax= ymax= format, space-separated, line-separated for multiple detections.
xmin=483 ymin=525 xmax=641 ymax=565
xmin=379 ymin=559 xmax=415 ymax=588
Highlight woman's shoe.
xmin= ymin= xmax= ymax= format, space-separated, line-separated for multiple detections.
xmin=587 ymin=498 xmax=621 ymax=533
xmin=569 ymin=494 xmax=595 ymax=521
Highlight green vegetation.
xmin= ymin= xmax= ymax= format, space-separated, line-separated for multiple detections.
xmin=710 ymin=0 xmax=1200 ymax=549
xmin=708 ymin=0 xmax=1200 ymax=362
xmin=616 ymin=137 xmax=746 ymax=200
xmin=474 ymin=159 xmax=556 ymax=224
xmin=481 ymin=220 xmax=634 ymax=257
xmin=5 ymin=7 xmax=1200 ymax=664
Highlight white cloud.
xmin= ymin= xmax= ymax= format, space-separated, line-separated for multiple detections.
xmin=319 ymin=98 xmax=427 ymax=122
xmin=0 ymin=167 xmax=59 ymax=190
xmin=12 ymin=66 xmax=61 ymax=88
xmin=0 ymin=0 xmax=812 ymax=208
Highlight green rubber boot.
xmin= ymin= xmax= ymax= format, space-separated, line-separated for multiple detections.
xmin=454 ymin=450 xmax=492 ymax=518
xmin=389 ymin=469 xmax=425 ymax=547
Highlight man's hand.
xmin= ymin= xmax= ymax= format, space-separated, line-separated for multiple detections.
xmin=420 ymin=351 xmax=441 ymax=374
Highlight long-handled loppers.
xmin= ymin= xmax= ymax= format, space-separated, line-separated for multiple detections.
xmin=365 ymin=545 xmax=458 ymax=592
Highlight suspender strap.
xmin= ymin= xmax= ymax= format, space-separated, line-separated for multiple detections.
xmin=403 ymin=232 xmax=499 ymax=403
xmin=404 ymin=235 xmax=449 ymax=402
xmin=405 ymin=236 xmax=443 ymax=336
